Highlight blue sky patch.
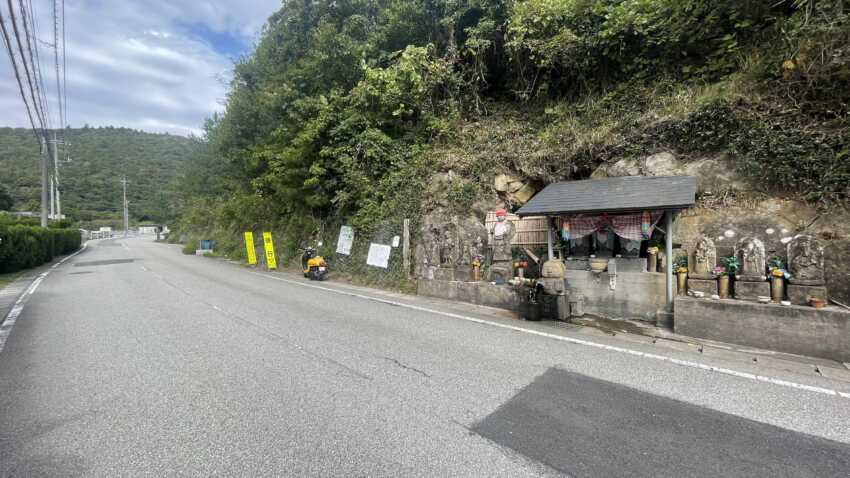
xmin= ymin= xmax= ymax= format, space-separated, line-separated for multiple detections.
xmin=180 ymin=21 xmax=248 ymax=57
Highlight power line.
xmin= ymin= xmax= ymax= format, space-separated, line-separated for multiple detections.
xmin=52 ymin=0 xmax=62 ymax=132
xmin=0 ymin=4 xmax=40 ymax=141
xmin=5 ymin=0 xmax=48 ymax=135
xmin=18 ymin=0 xmax=51 ymax=132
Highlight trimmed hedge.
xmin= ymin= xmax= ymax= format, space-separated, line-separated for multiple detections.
xmin=0 ymin=224 xmax=82 ymax=273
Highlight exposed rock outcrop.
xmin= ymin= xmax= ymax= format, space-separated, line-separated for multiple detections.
xmin=591 ymin=152 xmax=748 ymax=194
xmin=493 ymin=172 xmax=537 ymax=205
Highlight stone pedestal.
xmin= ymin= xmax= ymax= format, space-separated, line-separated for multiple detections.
xmin=434 ymin=267 xmax=456 ymax=281
xmin=455 ymin=265 xmax=473 ymax=282
xmin=489 ymin=261 xmax=513 ymax=283
xmin=787 ymin=285 xmax=828 ymax=306
xmin=734 ymin=281 xmax=771 ymax=301
xmin=687 ymin=278 xmax=717 ymax=296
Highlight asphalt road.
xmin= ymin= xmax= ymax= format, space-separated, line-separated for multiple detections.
xmin=1 ymin=237 xmax=849 ymax=477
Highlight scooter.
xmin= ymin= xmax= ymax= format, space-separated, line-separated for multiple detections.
xmin=301 ymin=242 xmax=328 ymax=281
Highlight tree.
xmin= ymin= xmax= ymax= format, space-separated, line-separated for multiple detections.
xmin=0 ymin=186 xmax=13 ymax=211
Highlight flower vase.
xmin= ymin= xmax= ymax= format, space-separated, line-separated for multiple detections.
xmin=677 ymin=271 xmax=688 ymax=296
xmin=647 ymin=253 xmax=657 ymax=273
xmin=771 ymin=276 xmax=784 ymax=303
xmin=718 ymin=275 xmax=730 ymax=299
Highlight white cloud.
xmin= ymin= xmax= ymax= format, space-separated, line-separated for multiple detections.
xmin=0 ymin=0 xmax=281 ymax=136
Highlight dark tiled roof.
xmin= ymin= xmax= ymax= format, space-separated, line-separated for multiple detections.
xmin=516 ymin=176 xmax=696 ymax=217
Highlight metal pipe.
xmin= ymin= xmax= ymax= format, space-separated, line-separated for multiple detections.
xmin=546 ymin=217 xmax=554 ymax=261
xmin=665 ymin=210 xmax=675 ymax=310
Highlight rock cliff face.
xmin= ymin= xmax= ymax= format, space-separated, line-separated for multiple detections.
xmin=594 ymin=152 xmax=850 ymax=304
xmin=417 ymin=150 xmax=849 ymax=304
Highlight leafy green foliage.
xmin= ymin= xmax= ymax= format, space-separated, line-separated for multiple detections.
xmin=0 ymin=185 xmax=12 ymax=211
xmin=505 ymin=0 xmax=776 ymax=97
xmin=720 ymin=256 xmax=741 ymax=276
xmin=182 ymin=239 xmax=198 ymax=255
xmin=0 ymin=217 xmax=81 ymax=273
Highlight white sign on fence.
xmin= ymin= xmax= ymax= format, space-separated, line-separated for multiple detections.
xmin=336 ymin=225 xmax=354 ymax=255
xmin=366 ymin=243 xmax=392 ymax=269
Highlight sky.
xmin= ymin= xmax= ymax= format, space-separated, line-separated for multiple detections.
xmin=0 ymin=0 xmax=282 ymax=136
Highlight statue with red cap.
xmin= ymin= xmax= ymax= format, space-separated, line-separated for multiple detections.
xmin=488 ymin=208 xmax=516 ymax=282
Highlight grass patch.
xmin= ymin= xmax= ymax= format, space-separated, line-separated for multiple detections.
xmin=0 ymin=271 xmax=22 ymax=290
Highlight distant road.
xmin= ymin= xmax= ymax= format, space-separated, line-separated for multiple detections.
xmin=1 ymin=237 xmax=848 ymax=477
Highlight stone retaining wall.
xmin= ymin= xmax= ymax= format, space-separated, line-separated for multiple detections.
xmin=418 ymin=270 xmax=668 ymax=322
xmin=674 ymin=297 xmax=850 ymax=362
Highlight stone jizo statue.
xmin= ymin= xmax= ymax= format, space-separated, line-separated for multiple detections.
xmin=488 ymin=209 xmax=516 ymax=282
xmin=690 ymin=235 xmax=716 ymax=279
xmin=735 ymin=236 xmax=766 ymax=282
xmin=787 ymin=235 xmax=825 ymax=286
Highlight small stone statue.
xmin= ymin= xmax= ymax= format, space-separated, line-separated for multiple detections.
xmin=689 ymin=235 xmax=717 ymax=280
xmin=488 ymin=209 xmax=515 ymax=282
xmin=735 ymin=237 xmax=766 ymax=281
xmin=787 ymin=235 xmax=825 ymax=286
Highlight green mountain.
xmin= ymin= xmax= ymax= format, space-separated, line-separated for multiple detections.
xmin=0 ymin=126 xmax=198 ymax=224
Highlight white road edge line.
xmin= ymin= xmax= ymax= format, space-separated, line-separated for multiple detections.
xmin=247 ymin=270 xmax=850 ymax=400
xmin=0 ymin=244 xmax=88 ymax=354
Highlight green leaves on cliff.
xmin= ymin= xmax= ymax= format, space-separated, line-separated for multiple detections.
xmin=178 ymin=0 xmax=849 ymax=253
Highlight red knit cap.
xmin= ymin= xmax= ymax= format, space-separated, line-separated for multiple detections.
xmin=495 ymin=209 xmax=507 ymax=217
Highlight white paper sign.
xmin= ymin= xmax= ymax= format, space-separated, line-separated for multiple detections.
xmin=366 ymin=243 xmax=392 ymax=269
xmin=336 ymin=225 xmax=354 ymax=255
xmin=392 ymin=236 xmax=400 ymax=248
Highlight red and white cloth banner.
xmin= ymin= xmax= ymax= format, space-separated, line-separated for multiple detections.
xmin=559 ymin=211 xmax=663 ymax=242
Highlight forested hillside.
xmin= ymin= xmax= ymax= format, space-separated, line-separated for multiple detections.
xmin=173 ymin=0 xmax=850 ymax=294
xmin=0 ymin=127 xmax=197 ymax=224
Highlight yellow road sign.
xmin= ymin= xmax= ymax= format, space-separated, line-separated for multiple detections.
xmin=262 ymin=232 xmax=277 ymax=270
xmin=244 ymin=232 xmax=257 ymax=265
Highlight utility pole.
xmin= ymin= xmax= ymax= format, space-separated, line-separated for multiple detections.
xmin=49 ymin=168 xmax=55 ymax=220
xmin=52 ymin=132 xmax=62 ymax=219
xmin=40 ymin=137 xmax=48 ymax=227
xmin=46 ymin=133 xmax=67 ymax=221
xmin=121 ymin=177 xmax=129 ymax=236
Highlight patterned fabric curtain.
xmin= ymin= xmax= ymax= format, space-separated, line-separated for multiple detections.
xmin=559 ymin=212 xmax=663 ymax=242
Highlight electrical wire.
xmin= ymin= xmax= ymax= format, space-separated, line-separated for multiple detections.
xmin=19 ymin=0 xmax=51 ymax=132
xmin=52 ymin=0 xmax=63 ymax=133
xmin=5 ymin=0 xmax=47 ymax=136
xmin=0 ymin=4 xmax=40 ymax=142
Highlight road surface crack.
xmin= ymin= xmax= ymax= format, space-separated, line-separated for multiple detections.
xmin=382 ymin=356 xmax=431 ymax=378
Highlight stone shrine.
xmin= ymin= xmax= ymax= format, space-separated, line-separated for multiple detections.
xmin=688 ymin=235 xmax=718 ymax=296
xmin=787 ymin=235 xmax=828 ymax=305
xmin=734 ymin=236 xmax=770 ymax=300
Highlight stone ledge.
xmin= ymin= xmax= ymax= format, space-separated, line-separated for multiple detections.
xmin=687 ymin=278 xmax=717 ymax=296
xmin=734 ymin=281 xmax=771 ymax=301
xmin=674 ymin=297 xmax=850 ymax=362
xmin=787 ymin=284 xmax=828 ymax=306
xmin=418 ymin=279 xmax=519 ymax=310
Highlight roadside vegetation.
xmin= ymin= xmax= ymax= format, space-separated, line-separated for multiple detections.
xmin=172 ymin=0 xmax=850 ymax=279
xmin=0 ymin=216 xmax=81 ymax=274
